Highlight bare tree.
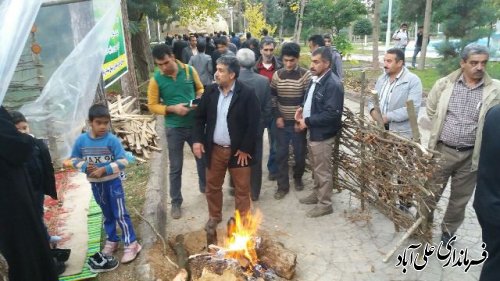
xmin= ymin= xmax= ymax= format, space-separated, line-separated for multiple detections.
xmin=120 ymin=0 xmax=140 ymax=104
xmin=418 ymin=0 xmax=432 ymax=70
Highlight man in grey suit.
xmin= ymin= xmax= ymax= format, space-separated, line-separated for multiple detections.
xmin=236 ymin=48 xmax=272 ymax=201
xmin=182 ymin=34 xmax=198 ymax=64
xmin=368 ymin=48 xmax=422 ymax=140
xmin=189 ymin=41 xmax=213 ymax=86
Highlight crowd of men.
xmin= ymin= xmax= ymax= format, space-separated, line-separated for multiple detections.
xmin=149 ymin=30 xmax=500 ymax=280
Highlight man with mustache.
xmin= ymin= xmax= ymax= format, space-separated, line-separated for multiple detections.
xmin=369 ymin=48 xmax=422 ymax=140
xmin=427 ymin=43 xmax=500 ymax=245
xmin=295 ymin=47 xmax=344 ymax=218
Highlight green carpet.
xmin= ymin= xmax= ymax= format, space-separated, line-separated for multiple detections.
xmin=59 ymin=197 xmax=102 ymax=281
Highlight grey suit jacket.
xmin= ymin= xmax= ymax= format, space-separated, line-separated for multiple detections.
xmin=368 ymin=67 xmax=423 ymax=139
xmin=238 ymin=68 xmax=272 ymax=129
xmin=189 ymin=54 xmax=213 ymax=85
xmin=181 ymin=46 xmax=195 ymax=64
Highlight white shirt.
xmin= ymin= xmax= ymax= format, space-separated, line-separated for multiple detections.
xmin=303 ymin=72 xmax=328 ymax=118
xmin=393 ymin=29 xmax=408 ymax=48
xmin=213 ymin=83 xmax=235 ymax=146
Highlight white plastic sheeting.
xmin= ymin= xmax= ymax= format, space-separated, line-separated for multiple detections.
xmin=21 ymin=0 xmax=120 ymax=162
xmin=0 ymin=0 xmax=42 ymax=105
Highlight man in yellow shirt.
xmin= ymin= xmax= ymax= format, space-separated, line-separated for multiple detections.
xmin=147 ymin=44 xmax=205 ymax=219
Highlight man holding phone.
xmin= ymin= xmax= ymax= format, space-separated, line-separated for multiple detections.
xmin=147 ymin=44 xmax=206 ymax=220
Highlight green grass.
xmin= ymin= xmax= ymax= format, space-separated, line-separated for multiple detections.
xmin=411 ymin=68 xmax=440 ymax=93
xmin=487 ymin=62 xmax=500 ymax=79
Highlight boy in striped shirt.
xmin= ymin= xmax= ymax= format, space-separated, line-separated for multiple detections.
xmin=70 ymin=104 xmax=141 ymax=265
xmin=271 ymin=42 xmax=311 ymax=199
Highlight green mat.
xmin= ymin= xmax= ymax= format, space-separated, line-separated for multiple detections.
xmin=59 ymin=197 xmax=102 ymax=281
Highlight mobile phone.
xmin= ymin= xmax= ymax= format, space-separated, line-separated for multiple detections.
xmin=189 ymin=98 xmax=201 ymax=107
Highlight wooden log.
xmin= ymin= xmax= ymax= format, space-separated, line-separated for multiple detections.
xmin=189 ymin=256 xmax=245 ymax=281
xmin=406 ymin=100 xmax=421 ymax=143
xmin=370 ymin=90 xmax=385 ymax=128
xmin=256 ymin=237 xmax=296 ymax=280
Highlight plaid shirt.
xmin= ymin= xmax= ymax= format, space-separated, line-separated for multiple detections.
xmin=439 ymin=75 xmax=484 ymax=147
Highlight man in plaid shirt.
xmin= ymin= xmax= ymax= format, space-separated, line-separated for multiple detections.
xmin=426 ymin=43 xmax=500 ymax=245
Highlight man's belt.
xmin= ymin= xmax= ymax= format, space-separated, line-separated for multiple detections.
xmin=214 ymin=143 xmax=231 ymax=148
xmin=439 ymin=141 xmax=474 ymax=152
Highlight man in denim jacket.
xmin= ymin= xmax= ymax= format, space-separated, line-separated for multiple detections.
xmin=368 ymin=48 xmax=423 ymax=140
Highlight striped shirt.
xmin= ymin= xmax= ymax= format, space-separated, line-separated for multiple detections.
xmin=440 ymin=75 xmax=484 ymax=147
xmin=271 ymin=66 xmax=311 ymax=124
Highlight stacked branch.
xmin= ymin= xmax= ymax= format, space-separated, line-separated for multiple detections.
xmin=108 ymin=95 xmax=160 ymax=162
xmin=333 ymin=107 xmax=442 ymax=241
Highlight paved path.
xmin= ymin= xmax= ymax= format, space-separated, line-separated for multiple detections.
xmin=164 ymin=98 xmax=484 ymax=281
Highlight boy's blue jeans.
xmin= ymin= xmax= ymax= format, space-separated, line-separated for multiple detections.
xmin=91 ymin=177 xmax=136 ymax=245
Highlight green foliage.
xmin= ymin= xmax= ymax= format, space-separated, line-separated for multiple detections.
xmin=433 ymin=0 xmax=495 ymax=39
xmin=244 ymin=2 xmax=277 ymax=37
xmin=434 ymin=40 xmax=462 ymax=76
xmin=333 ymin=34 xmax=354 ymax=56
xmin=353 ymin=18 xmax=372 ymax=36
xmin=303 ymin=0 xmax=367 ymax=32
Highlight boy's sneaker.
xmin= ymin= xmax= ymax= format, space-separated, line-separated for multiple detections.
xmin=102 ymin=240 xmax=118 ymax=256
xmin=87 ymin=252 xmax=119 ymax=273
xmin=121 ymin=241 xmax=142 ymax=264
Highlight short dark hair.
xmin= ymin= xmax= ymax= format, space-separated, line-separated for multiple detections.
xmin=308 ymin=35 xmax=325 ymax=47
xmin=152 ymin=44 xmax=173 ymax=60
xmin=260 ymin=38 xmax=275 ymax=49
xmin=311 ymin=47 xmax=332 ymax=67
xmin=246 ymin=32 xmax=252 ymax=39
xmin=262 ymin=28 xmax=268 ymax=36
xmin=418 ymin=26 xmax=424 ymax=29
xmin=88 ymin=104 xmax=110 ymax=121
xmin=401 ymin=23 xmax=408 ymax=27
xmin=9 ymin=111 xmax=26 ymax=124
xmin=215 ymin=37 xmax=228 ymax=47
xmin=196 ymin=41 xmax=206 ymax=53
xmin=386 ymin=48 xmax=405 ymax=63
xmin=323 ymin=34 xmax=332 ymax=40
xmin=231 ymin=32 xmax=235 ymax=37
xmin=281 ymin=42 xmax=300 ymax=58
xmin=216 ymin=55 xmax=240 ymax=78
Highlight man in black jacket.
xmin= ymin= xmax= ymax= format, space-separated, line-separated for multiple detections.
xmin=193 ymin=56 xmax=260 ymax=226
xmin=473 ymin=104 xmax=500 ymax=281
xmin=0 ymin=106 xmax=58 ymax=281
xmin=295 ymin=47 xmax=344 ymax=218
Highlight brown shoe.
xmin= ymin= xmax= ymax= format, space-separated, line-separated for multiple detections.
xmin=274 ymin=190 xmax=288 ymax=200
xmin=299 ymin=192 xmax=318 ymax=204
xmin=294 ymin=178 xmax=304 ymax=191
xmin=171 ymin=205 xmax=181 ymax=219
xmin=306 ymin=205 xmax=333 ymax=218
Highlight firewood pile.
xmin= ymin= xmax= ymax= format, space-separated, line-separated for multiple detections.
xmin=332 ymin=107 xmax=442 ymax=242
xmin=108 ymin=95 xmax=160 ymax=162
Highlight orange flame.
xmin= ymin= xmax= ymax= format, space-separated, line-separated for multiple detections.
xmin=224 ymin=209 xmax=263 ymax=266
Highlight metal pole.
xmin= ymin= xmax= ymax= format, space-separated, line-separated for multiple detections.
xmin=385 ymin=0 xmax=393 ymax=50
xmin=41 ymin=0 xmax=90 ymax=7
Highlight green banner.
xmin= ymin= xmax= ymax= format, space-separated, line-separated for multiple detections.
xmin=94 ymin=2 xmax=128 ymax=87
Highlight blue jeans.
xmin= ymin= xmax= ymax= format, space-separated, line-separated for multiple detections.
xmin=276 ymin=124 xmax=307 ymax=192
xmin=266 ymin=119 xmax=278 ymax=175
xmin=166 ymin=127 xmax=206 ymax=206
xmin=92 ymin=178 xmax=136 ymax=245
xmin=412 ymin=46 xmax=421 ymax=67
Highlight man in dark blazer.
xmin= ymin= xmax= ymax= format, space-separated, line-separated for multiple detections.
xmin=236 ymin=48 xmax=272 ymax=201
xmin=193 ymin=56 xmax=260 ymax=227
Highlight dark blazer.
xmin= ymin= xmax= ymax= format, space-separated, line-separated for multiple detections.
xmin=193 ymin=80 xmax=261 ymax=168
xmin=303 ymin=69 xmax=344 ymax=141
xmin=181 ymin=46 xmax=195 ymax=64
xmin=237 ymin=68 xmax=272 ymax=129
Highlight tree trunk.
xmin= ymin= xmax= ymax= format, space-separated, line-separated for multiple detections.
xmin=132 ymin=29 xmax=154 ymax=83
xmin=295 ymin=0 xmax=306 ymax=43
xmin=120 ymin=0 xmax=140 ymax=105
xmin=279 ymin=7 xmax=285 ymax=40
xmin=417 ymin=0 xmax=432 ymax=71
xmin=372 ymin=0 xmax=381 ymax=68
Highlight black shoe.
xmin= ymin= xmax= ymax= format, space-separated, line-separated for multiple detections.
xmin=171 ymin=204 xmax=181 ymax=219
xmin=294 ymin=178 xmax=304 ymax=191
xmin=441 ymin=232 xmax=455 ymax=246
xmin=268 ymin=174 xmax=277 ymax=181
xmin=274 ymin=190 xmax=288 ymax=200
xmin=87 ymin=252 xmax=119 ymax=273
xmin=251 ymin=194 xmax=259 ymax=201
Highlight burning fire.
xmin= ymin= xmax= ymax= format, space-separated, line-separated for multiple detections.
xmin=224 ymin=209 xmax=263 ymax=266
